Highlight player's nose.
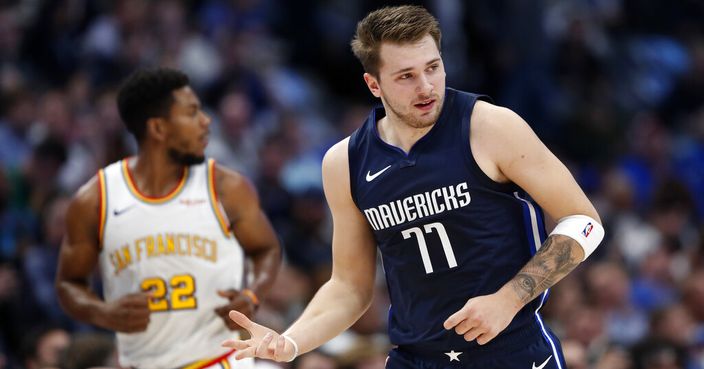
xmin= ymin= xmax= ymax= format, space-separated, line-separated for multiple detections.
xmin=416 ymin=73 xmax=433 ymax=95
xmin=200 ymin=111 xmax=212 ymax=127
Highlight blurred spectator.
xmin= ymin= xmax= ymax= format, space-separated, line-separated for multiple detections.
xmin=681 ymin=271 xmax=704 ymax=326
xmin=207 ymin=89 xmax=267 ymax=177
xmin=0 ymin=262 xmax=22 ymax=362
xmin=292 ymin=350 xmax=338 ymax=369
xmin=0 ymin=88 xmax=34 ymax=169
xmin=20 ymin=137 xmax=68 ymax=216
xmin=60 ymin=332 xmax=118 ymax=369
xmin=587 ymin=262 xmax=649 ymax=345
xmin=594 ymin=346 xmax=633 ymax=369
xmin=20 ymin=326 xmax=70 ymax=369
xmin=562 ymin=338 xmax=589 ymax=369
xmin=0 ymin=167 xmax=35 ymax=260
xmin=563 ymin=304 xmax=608 ymax=358
xmin=280 ymin=188 xmax=331 ymax=288
xmin=22 ymin=195 xmax=71 ymax=327
xmin=650 ymin=304 xmax=697 ymax=348
xmin=631 ymin=337 xmax=687 ymax=369
xmin=255 ymin=133 xmax=294 ymax=229
xmin=336 ymin=336 xmax=390 ymax=369
xmin=541 ymin=273 xmax=586 ymax=334
xmin=257 ymin=263 xmax=312 ymax=333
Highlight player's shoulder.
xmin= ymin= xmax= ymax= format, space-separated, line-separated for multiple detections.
xmin=471 ymin=100 xmax=532 ymax=139
xmin=68 ymin=173 xmax=101 ymax=219
xmin=211 ymin=161 xmax=256 ymax=195
xmin=322 ymin=137 xmax=350 ymax=170
xmin=472 ymin=100 xmax=522 ymax=126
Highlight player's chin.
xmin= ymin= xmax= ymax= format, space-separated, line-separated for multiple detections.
xmin=411 ymin=116 xmax=436 ymax=128
xmin=182 ymin=153 xmax=206 ymax=166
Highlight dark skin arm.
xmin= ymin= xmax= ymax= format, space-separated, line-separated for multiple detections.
xmin=55 ymin=176 xmax=151 ymax=333
xmin=212 ymin=164 xmax=281 ymax=330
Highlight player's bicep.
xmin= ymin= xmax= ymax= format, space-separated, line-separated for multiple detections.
xmin=57 ymin=180 xmax=101 ymax=283
xmin=322 ymin=140 xmax=377 ymax=296
xmin=217 ymin=166 xmax=279 ymax=254
xmin=490 ymin=108 xmax=599 ymax=222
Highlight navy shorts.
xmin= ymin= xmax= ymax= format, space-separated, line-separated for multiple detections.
xmin=385 ymin=329 xmax=567 ymax=369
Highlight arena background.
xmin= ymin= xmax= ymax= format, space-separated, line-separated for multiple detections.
xmin=0 ymin=0 xmax=703 ymax=368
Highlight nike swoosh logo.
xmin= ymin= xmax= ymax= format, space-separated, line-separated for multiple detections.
xmin=113 ymin=204 xmax=136 ymax=216
xmin=532 ymin=355 xmax=553 ymax=369
xmin=366 ymin=165 xmax=392 ymax=182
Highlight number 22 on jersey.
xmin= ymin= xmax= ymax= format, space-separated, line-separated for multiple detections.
xmin=140 ymin=274 xmax=197 ymax=312
xmin=402 ymin=222 xmax=457 ymax=274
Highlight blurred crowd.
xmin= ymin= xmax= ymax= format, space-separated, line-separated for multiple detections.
xmin=0 ymin=0 xmax=703 ymax=368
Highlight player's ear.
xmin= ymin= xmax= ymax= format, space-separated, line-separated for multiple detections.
xmin=364 ymin=73 xmax=381 ymax=98
xmin=146 ymin=117 xmax=168 ymax=142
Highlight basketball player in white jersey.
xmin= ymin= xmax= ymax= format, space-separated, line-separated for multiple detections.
xmin=56 ymin=68 xmax=281 ymax=369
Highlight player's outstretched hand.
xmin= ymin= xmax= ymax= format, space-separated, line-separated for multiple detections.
xmin=443 ymin=291 xmax=520 ymax=345
xmin=222 ymin=310 xmax=296 ymax=362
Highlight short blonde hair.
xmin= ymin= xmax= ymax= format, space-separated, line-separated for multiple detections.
xmin=351 ymin=5 xmax=441 ymax=77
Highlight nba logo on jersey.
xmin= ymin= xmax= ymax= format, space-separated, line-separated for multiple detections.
xmin=582 ymin=222 xmax=593 ymax=238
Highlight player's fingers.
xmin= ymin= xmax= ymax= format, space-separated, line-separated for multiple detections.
xmin=255 ymin=332 xmax=274 ymax=357
xmin=273 ymin=335 xmax=286 ymax=362
xmin=453 ymin=318 xmax=478 ymax=335
xmin=128 ymin=309 xmax=150 ymax=324
xmin=476 ymin=331 xmax=497 ymax=345
xmin=131 ymin=306 xmax=151 ymax=318
xmin=125 ymin=293 xmax=151 ymax=307
xmin=228 ymin=310 xmax=256 ymax=332
xmin=131 ymin=316 xmax=150 ymax=329
xmin=266 ymin=335 xmax=279 ymax=356
xmin=234 ymin=346 xmax=257 ymax=360
xmin=127 ymin=319 xmax=150 ymax=332
xmin=221 ymin=338 xmax=250 ymax=350
xmin=463 ymin=327 xmax=484 ymax=342
xmin=217 ymin=289 xmax=238 ymax=298
xmin=443 ymin=310 xmax=465 ymax=330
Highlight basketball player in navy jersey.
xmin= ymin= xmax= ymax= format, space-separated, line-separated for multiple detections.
xmin=222 ymin=6 xmax=604 ymax=369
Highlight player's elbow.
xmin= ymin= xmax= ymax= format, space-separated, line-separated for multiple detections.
xmin=54 ymin=279 xmax=74 ymax=316
xmin=330 ymin=274 xmax=375 ymax=313
xmin=354 ymin=278 xmax=376 ymax=312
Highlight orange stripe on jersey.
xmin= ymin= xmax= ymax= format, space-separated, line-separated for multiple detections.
xmin=207 ymin=159 xmax=231 ymax=237
xmin=121 ymin=159 xmax=189 ymax=204
xmin=221 ymin=357 xmax=232 ymax=369
xmin=97 ymin=169 xmax=108 ymax=246
xmin=181 ymin=350 xmax=235 ymax=369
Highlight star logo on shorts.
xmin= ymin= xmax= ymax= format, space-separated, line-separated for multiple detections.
xmin=445 ymin=350 xmax=462 ymax=362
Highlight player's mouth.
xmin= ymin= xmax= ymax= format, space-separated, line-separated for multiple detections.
xmin=200 ymin=133 xmax=210 ymax=146
xmin=414 ymin=98 xmax=436 ymax=112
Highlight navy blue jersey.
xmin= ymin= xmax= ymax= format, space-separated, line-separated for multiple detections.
xmin=348 ymin=88 xmax=559 ymax=357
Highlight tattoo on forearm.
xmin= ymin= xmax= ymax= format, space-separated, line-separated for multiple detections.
xmin=510 ymin=235 xmax=581 ymax=304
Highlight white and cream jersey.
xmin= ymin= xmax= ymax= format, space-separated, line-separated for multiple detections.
xmin=97 ymin=158 xmax=247 ymax=369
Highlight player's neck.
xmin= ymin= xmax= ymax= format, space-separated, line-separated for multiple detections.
xmin=377 ymin=116 xmax=434 ymax=154
xmin=128 ymin=149 xmax=187 ymax=197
